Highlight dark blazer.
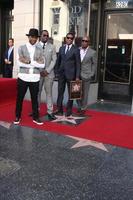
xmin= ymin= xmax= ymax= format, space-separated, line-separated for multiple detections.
xmin=4 ymin=48 xmax=14 ymax=66
xmin=56 ymin=44 xmax=81 ymax=80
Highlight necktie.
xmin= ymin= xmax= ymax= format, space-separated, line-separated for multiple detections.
xmin=43 ymin=43 xmax=45 ymax=49
xmin=65 ymin=45 xmax=69 ymax=54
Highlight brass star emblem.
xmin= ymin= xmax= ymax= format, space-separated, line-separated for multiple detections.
xmin=67 ymin=135 xmax=108 ymax=152
xmin=0 ymin=121 xmax=11 ymax=129
xmin=52 ymin=115 xmax=85 ymax=125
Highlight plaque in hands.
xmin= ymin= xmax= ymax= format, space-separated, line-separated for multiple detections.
xmin=70 ymin=80 xmax=82 ymax=100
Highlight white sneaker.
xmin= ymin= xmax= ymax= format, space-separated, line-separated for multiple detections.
xmin=33 ymin=118 xmax=43 ymax=125
xmin=13 ymin=118 xmax=21 ymax=125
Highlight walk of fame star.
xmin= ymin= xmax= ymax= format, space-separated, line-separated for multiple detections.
xmin=67 ymin=135 xmax=108 ymax=152
xmin=0 ymin=121 xmax=11 ymax=129
xmin=52 ymin=114 xmax=87 ymax=125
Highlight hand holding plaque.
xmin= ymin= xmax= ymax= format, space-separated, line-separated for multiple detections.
xmin=70 ymin=80 xmax=82 ymax=100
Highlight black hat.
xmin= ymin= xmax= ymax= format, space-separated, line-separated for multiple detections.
xmin=26 ymin=28 xmax=40 ymax=37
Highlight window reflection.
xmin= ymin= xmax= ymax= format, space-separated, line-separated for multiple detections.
xmin=104 ymin=39 xmax=132 ymax=83
xmin=68 ymin=0 xmax=89 ymax=37
xmin=107 ymin=14 xmax=133 ymax=39
xmin=104 ymin=14 xmax=133 ymax=84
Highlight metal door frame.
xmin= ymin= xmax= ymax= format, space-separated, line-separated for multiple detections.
xmin=98 ymin=9 xmax=133 ymax=102
xmin=103 ymin=13 xmax=133 ymax=85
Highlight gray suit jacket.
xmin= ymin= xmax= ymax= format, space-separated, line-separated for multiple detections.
xmin=18 ymin=44 xmax=44 ymax=74
xmin=81 ymin=47 xmax=97 ymax=80
xmin=37 ymin=42 xmax=57 ymax=78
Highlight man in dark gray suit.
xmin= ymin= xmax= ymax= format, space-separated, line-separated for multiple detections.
xmin=77 ymin=36 xmax=97 ymax=114
xmin=38 ymin=30 xmax=57 ymax=120
xmin=55 ymin=32 xmax=81 ymax=117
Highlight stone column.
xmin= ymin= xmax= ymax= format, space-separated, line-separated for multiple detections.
xmin=12 ymin=0 xmax=40 ymax=78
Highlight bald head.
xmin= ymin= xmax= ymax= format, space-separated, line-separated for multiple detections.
xmin=81 ymin=36 xmax=90 ymax=49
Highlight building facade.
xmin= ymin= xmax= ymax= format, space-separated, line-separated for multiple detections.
xmin=0 ymin=0 xmax=133 ymax=104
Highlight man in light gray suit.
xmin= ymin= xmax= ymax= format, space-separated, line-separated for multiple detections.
xmin=38 ymin=30 xmax=57 ymax=120
xmin=77 ymin=36 xmax=97 ymax=114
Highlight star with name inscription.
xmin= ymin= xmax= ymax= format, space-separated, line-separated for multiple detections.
xmin=67 ymin=135 xmax=108 ymax=152
xmin=52 ymin=115 xmax=85 ymax=125
xmin=0 ymin=121 xmax=11 ymax=129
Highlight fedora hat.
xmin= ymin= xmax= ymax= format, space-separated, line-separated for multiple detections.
xmin=26 ymin=28 xmax=40 ymax=37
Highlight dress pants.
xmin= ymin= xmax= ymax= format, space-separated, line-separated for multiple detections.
xmin=57 ymin=75 xmax=73 ymax=115
xmin=77 ymin=79 xmax=90 ymax=110
xmin=38 ymin=76 xmax=54 ymax=114
xmin=15 ymin=78 xmax=39 ymax=119
xmin=4 ymin=64 xmax=13 ymax=78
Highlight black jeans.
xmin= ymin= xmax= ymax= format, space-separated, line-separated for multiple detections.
xmin=15 ymin=78 xmax=39 ymax=119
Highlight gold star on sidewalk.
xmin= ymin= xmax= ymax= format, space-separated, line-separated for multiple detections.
xmin=0 ymin=121 xmax=11 ymax=129
xmin=52 ymin=115 xmax=85 ymax=125
xmin=67 ymin=135 xmax=108 ymax=152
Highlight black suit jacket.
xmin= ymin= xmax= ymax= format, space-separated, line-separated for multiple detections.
xmin=55 ymin=44 xmax=81 ymax=80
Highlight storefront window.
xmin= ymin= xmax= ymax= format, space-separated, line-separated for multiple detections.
xmin=50 ymin=1 xmax=92 ymax=49
xmin=105 ymin=0 xmax=133 ymax=9
xmin=68 ymin=0 xmax=90 ymax=37
xmin=104 ymin=13 xmax=133 ymax=84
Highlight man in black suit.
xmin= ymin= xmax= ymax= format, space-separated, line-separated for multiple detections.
xmin=4 ymin=38 xmax=14 ymax=78
xmin=55 ymin=32 xmax=81 ymax=117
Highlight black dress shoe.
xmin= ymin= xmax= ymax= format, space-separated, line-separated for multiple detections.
xmin=77 ymin=108 xmax=81 ymax=113
xmin=54 ymin=110 xmax=63 ymax=116
xmin=79 ymin=109 xmax=86 ymax=115
xmin=65 ymin=112 xmax=72 ymax=117
xmin=47 ymin=113 xmax=56 ymax=120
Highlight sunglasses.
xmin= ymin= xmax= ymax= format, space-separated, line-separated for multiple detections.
xmin=82 ymin=40 xmax=89 ymax=42
xmin=43 ymin=34 xmax=49 ymax=37
xmin=66 ymin=36 xmax=74 ymax=40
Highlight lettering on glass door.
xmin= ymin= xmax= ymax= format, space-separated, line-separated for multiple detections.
xmin=116 ymin=0 xmax=128 ymax=8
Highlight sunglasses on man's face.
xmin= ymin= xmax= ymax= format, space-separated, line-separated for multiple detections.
xmin=66 ymin=36 xmax=74 ymax=40
xmin=82 ymin=40 xmax=89 ymax=43
xmin=43 ymin=34 xmax=49 ymax=37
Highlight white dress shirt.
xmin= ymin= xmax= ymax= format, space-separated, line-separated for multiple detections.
xmin=65 ymin=44 xmax=72 ymax=54
xmin=40 ymin=41 xmax=47 ymax=49
xmin=80 ymin=47 xmax=89 ymax=62
xmin=8 ymin=46 xmax=14 ymax=60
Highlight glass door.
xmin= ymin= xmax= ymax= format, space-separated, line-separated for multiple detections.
xmin=99 ymin=13 xmax=133 ymax=103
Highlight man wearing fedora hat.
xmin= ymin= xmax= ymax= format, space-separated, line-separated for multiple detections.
xmin=14 ymin=28 xmax=45 ymax=125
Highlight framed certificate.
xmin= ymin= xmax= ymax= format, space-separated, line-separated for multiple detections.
xmin=70 ymin=80 xmax=82 ymax=100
